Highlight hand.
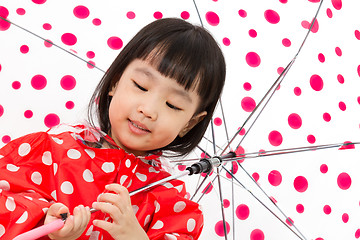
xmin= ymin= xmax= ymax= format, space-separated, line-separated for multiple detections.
xmin=92 ymin=184 xmax=149 ymax=240
xmin=45 ymin=202 xmax=91 ymax=240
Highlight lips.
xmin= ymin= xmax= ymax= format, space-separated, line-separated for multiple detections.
xmin=128 ymin=119 xmax=151 ymax=134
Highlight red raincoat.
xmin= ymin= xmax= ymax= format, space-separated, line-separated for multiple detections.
xmin=0 ymin=125 xmax=203 ymax=239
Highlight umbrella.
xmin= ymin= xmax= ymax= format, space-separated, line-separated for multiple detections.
xmin=0 ymin=0 xmax=359 ymax=239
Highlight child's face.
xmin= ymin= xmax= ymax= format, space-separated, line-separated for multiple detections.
xmin=108 ymin=59 xmax=207 ymax=156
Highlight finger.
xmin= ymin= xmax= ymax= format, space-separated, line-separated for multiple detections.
xmin=72 ymin=205 xmax=91 ymax=231
xmin=103 ymin=185 xmax=132 ymax=212
xmin=92 ymin=201 xmax=122 ymax=223
xmin=93 ymin=219 xmax=113 ymax=233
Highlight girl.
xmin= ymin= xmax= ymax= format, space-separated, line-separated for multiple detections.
xmin=0 ymin=18 xmax=226 ymax=239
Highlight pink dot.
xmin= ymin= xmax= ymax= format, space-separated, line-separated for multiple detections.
xmin=205 ymin=11 xmax=220 ymax=26
xmin=214 ymin=117 xmax=222 ymax=126
xmin=355 ymin=229 xmax=360 ymax=238
xmin=355 ymin=30 xmax=360 ymax=40
xmin=61 ymin=33 xmax=77 ymax=46
xmin=268 ymin=170 xmax=282 ymax=186
xmin=246 ymin=52 xmax=261 ymax=67
xmin=181 ymin=11 xmax=190 ymax=20
xmin=73 ymin=5 xmax=90 ymax=19
xmin=127 ymin=11 xmax=136 ymax=19
xmin=31 ymin=75 xmax=47 ymax=90
xmin=301 ymin=19 xmax=319 ymax=33
xmin=226 ymin=162 xmax=238 ymax=179
xmin=282 ymin=38 xmax=291 ymax=47
xmin=335 ymin=47 xmax=342 ymax=56
xmin=279 ymin=0 xmax=288 ymax=3
xmin=331 ymin=0 xmax=342 ymax=10
xmin=307 ymin=134 xmax=316 ymax=144
xmin=294 ymin=87 xmax=302 ymax=96
xmin=249 ymin=29 xmax=257 ymax=38
xmin=65 ymin=101 xmax=75 ymax=110
xmin=358 ymin=96 xmax=360 ymax=104
xmin=223 ymin=199 xmax=230 ymax=208
xmin=323 ymin=205 xmax=331 ymax=214
xmin=92 ymin=18 xmax=101 ymax=26
xmin=339 ymin=101 xmax=346 ymax=111
xmin=0 ymin=6 xmax=10 ymax=31
xmin=268 ymin=130 xmax=283 ymax=146
xmin=342 ymin=213 xmax=349 ymax=223
xmin=264 ymin=9 xmax=280 ymax=24
xmin=236 ymin=204 xmax=250 ymax=220
xmin=337 ymin=172 xmax=351 ymax=190
xmin=20 ymin=45 xmax=29 ymax=54
xmin=44 ymin=39 xmax=53 ymax=47
xmin=337 ymin=74 xmax=344 ymax=84
xmin=252 ymin=172 xmax=260 ymax=182
xmin=87 ymin=61 xmax=96 ymax=69
xmin=310 ymin=74 xmax=323 ymax=91
xmin=222 ymin=37 xmax=231 ymax=46
xmin=250 ymin=229 xmax=265 ymax=240
xmin=215 ymin=220 xmax=230 ymax=237
xmin=327 ymin=8 xmax=333 ymax=18
xmin=243 ymin=82 xmax=252 ymax=91
xmin=320 ymin=164 xmax=328 ymax=173
xmin=12 ymin=81 xmax=21 ymax=90
xmin=153 ymin=11 xmax=163 ymax=19
xmin=0 ymin=105 xmax=3 ymax=117
xmin=296 ymin=204 xmax=304 ymax=213
xmin=286 ymin=217 xmax=294 ymax=226
xmin=44 ymin=113 xmax=60 ymax=128
xmin=60 ymin=75 xmax=76 ymax=90
xmin=323 ymin=112 xmax=331 ymax=122
xmin=238 ymin=9 xmax=247 ymax=18
xmin=178 ymin=165 xmax=186 ymax=171
xmin=241 ymin=97 xmax=256 ymax=112
xmin=24 ymin=110 xmax=33 ymax=118
xmin=294 ymin=176 xmax=308 ymax=192
xmin=2 ymin=135 xmax=11 ymax=144
xmin=16 ymin=8 xmax=26 ymax=15
xmin=277 ymin=67 xmax=284 ymax=75
xmin=358 ymin=65 xmax=360 ymax=78
xmin=318 ymin=53 xmax=325 ymax=62
xmin=43 ymin=23 xmax=52 ymax=30
xmin=87 ymin=51 xmax=95 ymax=59
xmin=107 ymin=36 xmax=123 ymax=50
xmin=202 ymin=182 xmax=213 ymax=194
xmin=32 ymin=0 xmax=46 ymax=4
xmin=288 ymin=113 xmax=302 ymax=129
xmin=238 ymin=128 xmax=246 ymax=136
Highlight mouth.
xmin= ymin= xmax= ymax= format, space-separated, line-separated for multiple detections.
xmin=128 ymin=119 xmax=151 ymax=134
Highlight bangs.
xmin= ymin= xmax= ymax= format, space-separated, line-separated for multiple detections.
xmin=137 ymin=31 xmax=208 ymax=100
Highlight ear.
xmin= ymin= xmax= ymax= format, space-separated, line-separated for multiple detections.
xmin=179 ymin=111 xmax=207 ymax=137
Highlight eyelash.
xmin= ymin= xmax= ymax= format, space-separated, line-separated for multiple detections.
xmin=133 ymin=80 xmax=182 ymax=111
xmin=133 ymin=80 xmax=147 ymax=91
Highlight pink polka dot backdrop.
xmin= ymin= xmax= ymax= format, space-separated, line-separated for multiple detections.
xmin=0 ymin=0 xmax=360 ymax=239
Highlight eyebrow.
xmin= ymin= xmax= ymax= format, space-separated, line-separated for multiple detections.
xmin=134 ymin=67 xmax=193 ymax=103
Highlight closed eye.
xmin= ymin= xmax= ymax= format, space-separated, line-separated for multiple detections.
xmin=133 ymin=80 xmax=147 ymax=91
xmin=166 ymin=102 xmax=182 ymax=111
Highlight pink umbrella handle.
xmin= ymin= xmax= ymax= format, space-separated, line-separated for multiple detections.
xmin=13 ymin=219 xmax=64 ymax=240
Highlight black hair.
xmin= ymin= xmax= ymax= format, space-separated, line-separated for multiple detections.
xmin=88 ymin=18 xmax=226 ymax=156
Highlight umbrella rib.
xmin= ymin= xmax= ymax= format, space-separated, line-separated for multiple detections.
xmin=0 ymin=16 xmax=105 ymax=73
xmin=216 ymin=168 xmax=229 ymax=240
xmin=221 ymin=166 xmax=307 ymax=240
xmin=221 ymin=0 xmax=325 ymax=154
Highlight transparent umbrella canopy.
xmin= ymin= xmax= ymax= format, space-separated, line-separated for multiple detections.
xmin=0 ymin=0 xmax=359 ymax=239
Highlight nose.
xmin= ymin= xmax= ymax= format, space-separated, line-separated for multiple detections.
xmin=137 ymin=99 xmax=158 ymax=120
